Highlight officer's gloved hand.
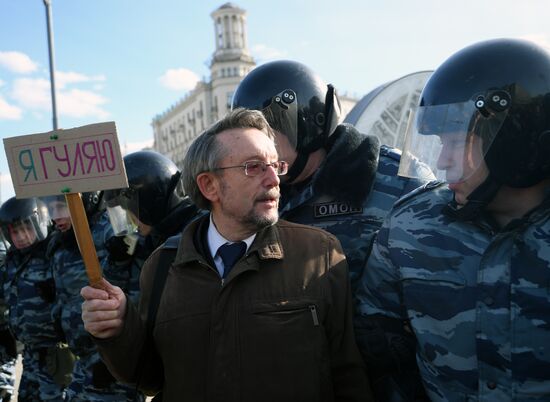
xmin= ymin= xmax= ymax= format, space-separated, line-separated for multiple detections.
xmin=105 ymin=236 xmax=131 ymax=262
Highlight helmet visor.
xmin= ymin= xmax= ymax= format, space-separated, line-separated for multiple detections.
xmin=3 ymin=216 xmax=45 ymax=249
xmin=262 ymin=89 xmax=299 ymax=150
xmin=399 ymin=99 xmax=508 ymax=183
xmin=104 ymin=187 xmax=140 ymax=225
xmin=43 ymin=195 xmax=70 ymax=220
xmin=106 ymin=204 xmax=138 ymax=236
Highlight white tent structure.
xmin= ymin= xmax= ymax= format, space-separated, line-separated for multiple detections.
xmin=344 ymin=71 xmax=433 ymax=150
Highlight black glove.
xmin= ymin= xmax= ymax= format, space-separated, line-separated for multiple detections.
xmin=105 ymin=236 xmax=131 ymax=262
xmin=354 ymin=314 xmax=429 ymax=402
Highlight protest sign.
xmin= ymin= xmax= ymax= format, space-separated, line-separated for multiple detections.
xmin=3 ymin=122 xmax=128 ymax=287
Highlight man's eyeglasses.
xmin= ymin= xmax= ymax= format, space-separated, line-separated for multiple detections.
xmin=214 ymin=160 xmax=288 ymax=177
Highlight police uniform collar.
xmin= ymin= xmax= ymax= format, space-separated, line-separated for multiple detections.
xmin=312 ymin=124 xmax=380 ymax=206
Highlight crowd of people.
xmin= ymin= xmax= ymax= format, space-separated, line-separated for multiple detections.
xmin=1 ymin=37 xmax=549 ymax=401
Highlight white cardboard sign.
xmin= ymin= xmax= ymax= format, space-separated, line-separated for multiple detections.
xmin=3 ymin=121 xmax=128 ymax=198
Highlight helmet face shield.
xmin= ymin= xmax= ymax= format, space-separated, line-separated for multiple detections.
xmin=232 ymin=61 xmax=341 ymax=156
xmin=2 ymin=216 xmax=46 ymax=250
xmin=0 ymin=197 xmax=50 ymax=249
xmin=43 ymin=195 xmax=70 ymax=221
xmin=106 ymin=204 xmax=138 ymax=236
xmin=262 ymin=89 xmax=299 ymax=150
xmin=399 ymin=98 xmax=508 ymax=184
xmin=104 ymin=187 xmax=140 ymax=236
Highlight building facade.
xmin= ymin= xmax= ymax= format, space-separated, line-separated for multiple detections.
xmin=152 ymin=3 xmax=358 ymax=170
xmin=152 ymin=3 xmax=255 ymax=168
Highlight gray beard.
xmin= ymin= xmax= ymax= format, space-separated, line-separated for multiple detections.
xmin=242 ymin=210 xmax=278 ymax=231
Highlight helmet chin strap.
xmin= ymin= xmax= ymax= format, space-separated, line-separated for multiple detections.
xmin=443 ymin=173 xmax=501 ymax=221
xmin=283 ymin=151 xmax=309 ymax=183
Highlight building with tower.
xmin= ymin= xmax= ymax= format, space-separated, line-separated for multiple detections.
xmin=152 ymin=3 xmax=256 ymax=169
xmin=152 ymin=3 xmax=358 ymax=169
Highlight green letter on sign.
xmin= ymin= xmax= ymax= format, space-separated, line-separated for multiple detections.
xmin=18 ymin=149 xmax=37 ymax=182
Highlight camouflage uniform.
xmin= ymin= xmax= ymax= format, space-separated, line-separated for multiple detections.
xmin=1 ymin=239 xmax=65 ymax=401
xmin=279 ymin=124 xmax=427 ymax=289
xmin=0 ymin=242 xmax=15 ymax=401
xmin=355 ymin=182 xmax=550 ymax=401
xmin=50 ymin=212 xmax=143 ymax=402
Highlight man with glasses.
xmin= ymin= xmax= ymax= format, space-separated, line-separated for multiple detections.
xmin=80 ymin=108 xmax=372 ymax=402
xmin=232 ymin=60 xmax=431 ymax=294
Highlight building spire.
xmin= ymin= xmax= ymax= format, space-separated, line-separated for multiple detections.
xmin=210 ymin=3 xmax=253 ymax=65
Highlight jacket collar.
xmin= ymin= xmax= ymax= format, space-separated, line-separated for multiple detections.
xmin=174 ymin=214 xmax=284 ymax=267
xmin=312 ymin=123 xmax=380 ymax=206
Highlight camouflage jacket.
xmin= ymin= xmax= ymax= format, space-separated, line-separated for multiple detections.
xmin=355 ymin=181 xmax=550 ymax=401
xmin=1 ymin=239 xmax=63 ymax=348
xmin=50 ymin=211 xmax=137 ymax=355
xmin=279 ymin=124 xmax=426 ymax=289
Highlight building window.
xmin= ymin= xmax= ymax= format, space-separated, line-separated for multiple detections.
xmin=226 ymin=91 xmax=234 ymax=110
xmin=224 ymin=15 xmax=230 ymax=48
xmin=217 ymin=18 xmax=223 ymax=48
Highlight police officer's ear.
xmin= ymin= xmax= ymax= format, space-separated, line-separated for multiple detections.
xmin=196 ymin=172 xmax=221 ymax=204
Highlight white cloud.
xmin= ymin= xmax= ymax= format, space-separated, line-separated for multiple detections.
xmin=120 ymin=138 xmax=155 ymax=155
xmin=250 ymin=44 xmax=287 ymax=61
xmin=11 ymin=77 xmax=109 ymax=119
xmin=0 ymin=79 xmax=4 ymax=88
xmin=58 ymin=89 xmax=109 ymax=119
xmin=0 ymin=51 xmax=38 ymax=74
xmin=56 ymin=71 xmax=106 ymax=89
xmin=11 ymin=78 xmax=51 ymax=109
xmin=0 ymin=95 xmax=22 ymax=120
xmin=158 ymin=68 xmax=199 ymax=91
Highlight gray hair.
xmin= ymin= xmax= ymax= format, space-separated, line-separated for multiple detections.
xmin=181 ymin=108 xmax=275 ymax=210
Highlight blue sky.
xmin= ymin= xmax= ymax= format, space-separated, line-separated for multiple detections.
xmin=1 ymin=0 xmax=549 ymax=202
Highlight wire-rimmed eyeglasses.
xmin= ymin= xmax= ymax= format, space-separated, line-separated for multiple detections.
xmin=213 ymin=160 xmax=288 ymax=176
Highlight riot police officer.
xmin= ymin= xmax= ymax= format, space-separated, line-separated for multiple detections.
xmin=0 ymin=238 xmax=15 ymax=402
xmin=355 ymin=38 xmax=550 ymax=401
xmin=232 ymin=60 xmax=431 ymax=400
xmin=44 ymin=192 xmax=143 ymax=401
xmin=232 ymin=60 xmax=429 ymax=289
xmin=104 ymin=150 xmax=202 ymax=257
xmin=0 ymin=197 xmax=65 ymax=401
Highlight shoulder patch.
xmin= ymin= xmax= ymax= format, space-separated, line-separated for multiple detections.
xmin=393 ymin=180 xmax=446 ymax=209
xmin=314 ymin=202 xmax=363 ymax=218
xmin=162 ymin=234 xmax=181 ymax=249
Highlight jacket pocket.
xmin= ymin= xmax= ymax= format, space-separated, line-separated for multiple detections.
xmin=401 ymin=269 xmax=469 ymax=313
xmin=251 ymin=299 xmax=320 ymax=326
xmin=239 ymin=298 xmax=327 ymax=402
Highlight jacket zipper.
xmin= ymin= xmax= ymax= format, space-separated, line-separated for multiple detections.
xmin=309 ymin=305 xmax=319 ymax=326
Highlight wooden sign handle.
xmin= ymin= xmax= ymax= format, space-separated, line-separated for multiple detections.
xmin=65 ymin=193 xmax=103 ymax=288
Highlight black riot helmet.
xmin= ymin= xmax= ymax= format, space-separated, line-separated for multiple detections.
xmin=401 ymin=38 xmax=550 ymax=189
xmin=82 ymin=191 xmax=104 ymax=216
xmin=104 ymin=151 xmax=183 ymax=227
xmin=232 ymin=60 xmax=342 ymax=179
xmin=0 ymin=197 xmax=49 ymax=250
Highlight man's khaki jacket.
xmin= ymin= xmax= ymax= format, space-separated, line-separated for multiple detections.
xmin=97 ymin=216 xmax=372 ymax=402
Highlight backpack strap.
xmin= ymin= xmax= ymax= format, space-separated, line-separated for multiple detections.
xmin=146 ymin=234 xmax=180 ymax=334
xmin=135 ymin=234 xmax=180 ymax=397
